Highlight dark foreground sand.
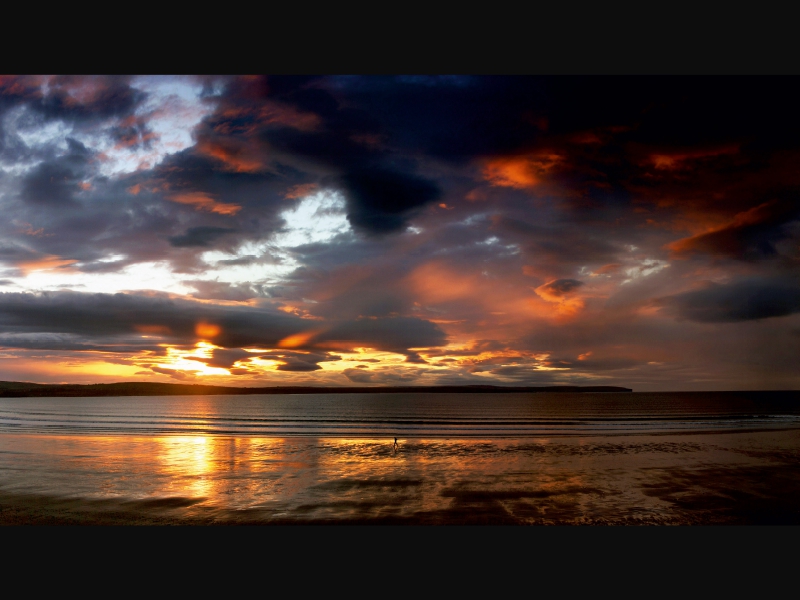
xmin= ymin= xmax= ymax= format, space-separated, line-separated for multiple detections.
xmin=1 ymin=428 xmax=799 ymax=524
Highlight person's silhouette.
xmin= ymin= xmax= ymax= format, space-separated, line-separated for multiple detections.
xmin=393 ymin=437 xmax=398 ymax=451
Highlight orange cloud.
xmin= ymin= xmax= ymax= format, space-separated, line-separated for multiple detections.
xmin=168 ymin=192 xmax=241 ymax=216
xmin=465 ymin=189 xmax=487 ymax=202
xmin=114 ymin=131 xmax=159 ymax=150
xmin=196 ymin=138 xmax=263 ymax=173
xmin=51 ymin=76 xmax=113 ymax=106
xmin=482 ymin=154 xmax=562 ymax=189
xmin=278 ymin=331 xmax=320 ymax=348
xmin=195 ymin=323 xmax=221 ymax=339
xmin=409 ymin=262 xmax=480 ymax=304
xmin=571 ymin=132 xmax=603 ymax=144
xmin=14 ymin=221 xmax=48 ymax=237
xmin=213 ymin=103 xmax=321 ymax=135
xmin=18 ymin=255 xmax=78 ymax=275
xmin=534 ymin=279 xmax=585 ymax=317
xmin=667 ymin=200 xmax=786 ymax=257
xmin=0 ymin=75 xmax=44 ymax=97
xmin=134 ymin=325 xmax=171 ymax=335
xmin=522 ymin=264 xmax=554 ymax=280
xmin=649 ymin=145 xmax=739 ymax=171
xmin=285 ymin=183 xmax=318 ymax=199
xmin=593 ymin=263 xmax=621 ymax=275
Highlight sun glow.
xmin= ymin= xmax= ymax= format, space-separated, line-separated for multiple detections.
xmin=195 ymin=322 xmax=221 ymax=339
xmin=317 ymin=347 xmax=409 ymax=371
xmin=155 ymin=342 xmax=230 ymax=376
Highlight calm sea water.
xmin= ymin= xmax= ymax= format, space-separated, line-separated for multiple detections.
xmin=1 ymin=391 xmax=799 ymax=436
xmin=1 ymin=391 xmax=799 ymax=524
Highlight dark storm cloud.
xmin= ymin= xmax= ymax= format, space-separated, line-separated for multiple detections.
xmin=661 ymin=279 xmax=800 ymax=323
xmin=0 ymin=332 xmax=161 ymax=353
xmin=28 ymin=76 xmax=146 ymax=125
xmin=214 ymin=255 xmax=258 ymax=266
xmin=340 ymin=166 xmax=441 ymax=234
xmin=492 ymin=215 xmax=622 ymax=278
xmin=0 ymin=291 xmax=446 ymax=356
xmin=10 ymin=74 xmax=796 ymax=275
xmin=261 ymin=349 xmax=340 ymax=372
xmin=19 ymin=138 xmax=93 ymax=207
xmin=404 ymin=351 xmax=428 ymax=364
xmin=0 ymin=245 xmax=31 ymax=261
xmin=323 ymin=75 xmax=547 ymax=160
xmin=0 ymin=77 xmax=294 ymax=276
xmin=5 ymin=169 xmax=275 ymax=276
xmin=188 ymin=76 xmax=446 ymax=235
xmin=342 ymin=367 xmax=422 ymax=384
xmin=194 ymin=348 xmax=253 ymax=369
xmin=0 ymin=77 xmax=147 ymax=173
xmin=150 ymin=366 xmax=194 ymax=380
xmin=312 ymin=77 xmax=800 ymax=216
xmin=108 ymin=115 xmax=156 ymax=150
xmin=318 ymin=316 xmax=447 ymax=354
xmin=3 ymin=184 xmax=169 ymax=273
xmin=145 ymin=148 xmax=284 ymax=208
xmin=169 ymin=226 xmax=237 ymax=248
xmin=537 ymin=279 xmax=584 ymax=297
xmin=541 ymin=356 xmax=643 ymax=371
xmin=668 ymin=199 xmax=800 ymax=260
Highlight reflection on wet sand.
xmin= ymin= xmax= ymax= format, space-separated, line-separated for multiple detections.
xmin=1 ymin=430 xmax=800 ymax=524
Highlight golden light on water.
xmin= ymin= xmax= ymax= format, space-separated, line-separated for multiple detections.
xmin=158 ymin=435 xmax=213 ymax=498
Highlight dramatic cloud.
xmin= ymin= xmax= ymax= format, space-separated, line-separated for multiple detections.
xmin=662 ymin=280 xmax=800 ymax=323
xmin=0 ymin=75 xmax=798 ymax=389
xmin=0 ymin=291 xmax=445 ymax=353
xmin=169 ymin=227 xmax=238 ymax=248
xmin=667 ymin=199 xmax=800 ymax=260
xmin=340 ymin=167 xmax=441 ymax=234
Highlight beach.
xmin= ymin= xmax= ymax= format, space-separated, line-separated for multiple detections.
xmin=2 ymin=426 xmax=799 ymax=525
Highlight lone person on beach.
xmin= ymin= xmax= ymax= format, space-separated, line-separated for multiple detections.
xmin=393 ymin=437 xmax=398 ymax=451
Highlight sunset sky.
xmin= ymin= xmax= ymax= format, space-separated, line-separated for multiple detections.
xmin=0 ymin=75 xmax=798 ymax=390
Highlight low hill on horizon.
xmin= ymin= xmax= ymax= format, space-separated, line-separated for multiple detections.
xmin=0 ymin=380 xmax=633 ymax=397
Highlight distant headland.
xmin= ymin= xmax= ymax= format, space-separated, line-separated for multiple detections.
xmin=0 ymin=381 xmax=632 ymax=398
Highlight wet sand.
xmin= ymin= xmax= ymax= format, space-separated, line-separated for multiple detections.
xmin=2 ymin=427 xmax=800 ymax=524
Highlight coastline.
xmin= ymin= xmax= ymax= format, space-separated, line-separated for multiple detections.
xmin=0 ymin=381 xmax=633 ymax=398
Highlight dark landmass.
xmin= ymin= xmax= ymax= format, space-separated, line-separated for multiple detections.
xmin=0 ymin=381 xmax=632 ymax=398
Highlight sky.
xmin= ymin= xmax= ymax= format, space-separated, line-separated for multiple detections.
xmin=0 ymin=75 xmax=798 ymax=391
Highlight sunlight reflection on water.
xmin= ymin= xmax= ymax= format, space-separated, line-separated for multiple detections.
xmin=1 ymin=392 xmax=799 ymax=523
xmin=2 ymin=428 xmax=800 ymax=524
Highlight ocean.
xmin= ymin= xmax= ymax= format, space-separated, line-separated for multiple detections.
xmin=0 ymin=391 xmax=799 ymax=524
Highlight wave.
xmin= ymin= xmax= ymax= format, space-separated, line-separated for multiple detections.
xmin=1 ymin=392 xmax=799 ymax=437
